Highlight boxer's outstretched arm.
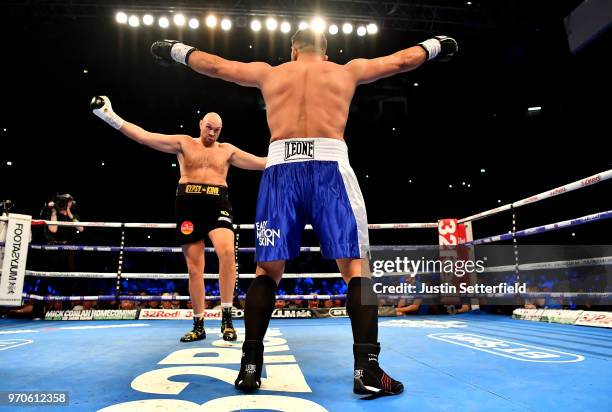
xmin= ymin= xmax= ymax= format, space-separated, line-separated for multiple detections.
xmin=151 ymin=40 xmax=271 ymax=88
xmin=227 ymin=144 xmax=267 ymax=170
xmin=188 ymin=51 xmax=272 ymax=88
xmin=346 ymin=36 xmax=458 ymax=85
xmin=119 ymin=122 xmax=184 ymax=154
xmin=90 ymin=96 xmax=184 ymax=154
xmin=346 ymin=46 xmax=427 ymax=85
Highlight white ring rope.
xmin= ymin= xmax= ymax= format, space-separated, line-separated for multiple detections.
xmin=25 ymin=255 xmax=612 ymax=280
xmin=28 ymin=220 xmax=438 ymax=229
xmin=459 ymin=169 xmax=612 ymax=223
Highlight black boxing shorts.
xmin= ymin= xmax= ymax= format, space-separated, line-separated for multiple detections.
xmin=175 ymin=183 xmax=234 ymax=245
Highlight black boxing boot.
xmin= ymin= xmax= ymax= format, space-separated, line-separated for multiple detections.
xmin=180 ymin=316 xmax=206 ymax=342
xmin=221 ymin=307 xmax=237 ymax=341
xmin=235 ymin=340 xmax=264 ymax=392
xmin=353 ymin=343 xmax=403 ymax=396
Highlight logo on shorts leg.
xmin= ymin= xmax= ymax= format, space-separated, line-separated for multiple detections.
xmin=181 ymin=221 xmax=194 ymax=235
xmin=284 ymin=140 xmax=315 ymax=161
xmin=256 ymin=221 xmax=281 ymax=246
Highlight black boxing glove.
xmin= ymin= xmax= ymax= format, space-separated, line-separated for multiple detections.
xmin=151 ymin=40 xmax=198 ymax=66
xmin=418 ymin=36 xmax=458 ymax=62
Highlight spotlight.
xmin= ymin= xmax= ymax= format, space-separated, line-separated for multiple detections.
xmin=173 ymin=14 xmax=186 ymax=26
xmin=266 ymin=17 xmax=278 ymax=31
xmin=189 ymin=18 xmax=200 ymax=29
xmin=329 ymin=24 xmax=338 ymax=35
xmin=221 ymin=18 xmax=232 ymax=31
xmin=357 ymin=25 xmax=366 ymax=36
xmin=115 ymin=12 xmax=128 ymax=24
xmin=143 ymin=14 xmax=154 ymax=26
xmin=311 ymin=17 xmax=325 ymax=33
xmin=280 ymin=21 xmax=291 ymax=33
xmin=206 ymin=15 xmax=217 ymax=28
xmin=251 ymin=19 xmax=262 ymax=31
xmin=366 ymin=23 xmax=378 ymax=34
xmin=128 ymin=15 xmax=140 ymax=27
xmin=342 ymin=23 xmax=353 ymax=34
xmin=299 ymin=21 xmax=309 ymax=30
xmin=159 ymin=17 xmax=169 ymax=28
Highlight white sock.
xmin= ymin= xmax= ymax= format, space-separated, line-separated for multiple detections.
xmin=221 ymin=302 xmax=232 ymax=309
xmin=193 ymin=312 xmax=204 ymax=319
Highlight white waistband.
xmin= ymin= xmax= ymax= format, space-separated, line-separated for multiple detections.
xmin=266 ymin=138 xmax=349 ymax=168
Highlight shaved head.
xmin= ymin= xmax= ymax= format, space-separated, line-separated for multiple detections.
xmin=199 ymin=112 xmax=223 ymax=146
xmin=203 ymin=112 xmax=222 ymax=126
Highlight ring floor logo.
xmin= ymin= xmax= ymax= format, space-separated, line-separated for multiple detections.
xmin=98 ymin=328 xmax=328 ymax=411
xmin=428 ymin=333 xmax=584 ymax=363
xmin=0 ymin=339 xmax=33 ymax=351
xmin=379 ymin=320 xmax=468 ymax=329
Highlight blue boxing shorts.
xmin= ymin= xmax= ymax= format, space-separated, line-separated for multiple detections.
xmin=255 ymin=138 xmax=370 ymax=262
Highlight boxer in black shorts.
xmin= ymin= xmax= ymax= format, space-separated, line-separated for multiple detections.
xmin=92 ymin=98 xmax=266 ymax=342
xmin=175 ymin=183 xmax=234 ymax=245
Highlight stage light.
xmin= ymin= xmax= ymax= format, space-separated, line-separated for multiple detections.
xmin=221 ymin=18 xmax=232 ymax=30
xmin=299 ymin=21 xmax=309 ymax=30
xmin=115 ymin=12 xmax=128 ymax=24
xmin=366 ymin=23 xmax=378 ymax=34
xmin=128 ymin=15 xmax=140 ymax=27
xmin=143 ymin=14 xmax=154 ymax=26
xmin=329 ymin=24 xmax=338 ymax=35
xmin=189 ymin=18 xmax=200 ymax=29
xmin=266 ymin=17 xmax=278 ymax=31
xmin=342 ymin=23 xmax=353 ymax=34
xmin=357 ymin=25 xmax=366 ymax=36
xmin=311 ymin=17 xmax=325 ymax=33
xmin=280 ymin=21 xmax=291 ymax=33
xmin=174 ymin=14 xmax=186 ymax=26
xmin=159 ymin=17 xmax=169 ymax=28
xmin=206 ymin=15 xmax=217 ymax=28
xmin=251 ymin=19 xmax=262 ymax=31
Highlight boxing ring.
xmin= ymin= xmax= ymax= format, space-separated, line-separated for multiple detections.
xmin=1 ymin=315 xmax=611 ymax=411
xmin=1 ymin=169 xmax=611 ymax=411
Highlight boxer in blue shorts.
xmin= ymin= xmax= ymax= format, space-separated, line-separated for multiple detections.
xmin=152 ymin=29 xmax=457 ymax=396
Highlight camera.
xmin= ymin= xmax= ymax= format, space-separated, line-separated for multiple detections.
xmin=54 ymin=194 xmax=75 ymax=210
xmin=0 ymin=199 xmax=14 ymax=215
